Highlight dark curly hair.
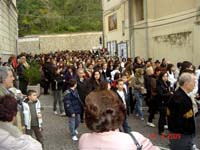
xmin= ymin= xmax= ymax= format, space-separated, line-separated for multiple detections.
xmin=0 ymin=95 xmax=17 ymax=122
xmin=85 ymin=90 xmax=125 ymax=133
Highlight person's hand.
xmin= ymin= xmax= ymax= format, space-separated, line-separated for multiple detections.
xmin=37 ymin=113 xmax=42 ymax=119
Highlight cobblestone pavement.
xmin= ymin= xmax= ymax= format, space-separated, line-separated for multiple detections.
xmin=40 ymin=94 xmax=200 ymax=150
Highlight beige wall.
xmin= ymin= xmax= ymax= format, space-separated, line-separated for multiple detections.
xmin=18 ymin=32 xmax=102 ymax=54
xmin=18 ymin=38 xmax=40 ymax=54
xmin=12 ymin=0 xmax=16 ymax=7
xmin=131 ymin=8 xmax=200 ymax=65
xmin=149 ymin=16 xmax=194 ymax=62
xmin=156 ymin=0 xmax=195 ymax=19
xmin=0 ymin=0 xmax=18 ymax=62
xmin=132 ymin=5 xmax=200 ymax=66
xmin=103 ymin=0 xmax=200 ymax=66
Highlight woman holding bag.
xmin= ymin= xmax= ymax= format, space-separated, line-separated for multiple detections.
xmin=79 ymin=90 xmax=159 ymax=150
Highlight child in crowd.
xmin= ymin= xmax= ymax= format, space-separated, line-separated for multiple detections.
xmin=22 ymin=90 xmax=43 ymax=146
xmin=114 ymin=79 xmax=131 ymax=133
xmin=63 ymin=79 xmax=83 ymax=141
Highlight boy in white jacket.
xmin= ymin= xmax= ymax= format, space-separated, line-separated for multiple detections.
xmin=22 ymin=90 xmax=43 ymax=146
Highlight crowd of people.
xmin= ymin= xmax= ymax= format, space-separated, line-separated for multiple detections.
xmin=0 ymin=49 xmax=200 ymax=150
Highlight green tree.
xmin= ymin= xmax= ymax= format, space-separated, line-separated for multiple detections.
xmin=17 ymin=0 xmax=102 ymax=36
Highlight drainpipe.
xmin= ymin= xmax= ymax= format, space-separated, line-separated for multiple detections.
xmin=101 ymin=0 xmax=105 ymax=48
xmin=128 ymin=0 xmax=135 ymax=59
xmin=144 ymin=0 xmax=150 ymax=58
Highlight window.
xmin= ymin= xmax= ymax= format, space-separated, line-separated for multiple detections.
xmin=135 ymin=0 xmax=144 ymax=21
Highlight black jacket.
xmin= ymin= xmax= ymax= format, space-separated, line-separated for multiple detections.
xmin=156 ymin=79 xmax=172 ymax=107
xmin=76 ymin=78 xmax=90 ymax=104
xmin=51 ymin=74 xmax=64 ymax=91
xmin=167 ymin=87 xmax=195 ymax=135
xmin=113 ymin=89 xmax=129 ymax=114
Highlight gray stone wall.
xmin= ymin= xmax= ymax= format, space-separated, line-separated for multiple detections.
xmin=0 ymin=0 xmax=18 ymax=62
xmin=18 ymin=32 xmax=103 ymax=54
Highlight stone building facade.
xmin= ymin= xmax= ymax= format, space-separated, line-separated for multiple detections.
xmin=102 ymin=0 xmax=200 ymax=66
xmin=0 ymin=0 xmax=18 ymax=61
xmin=18 ymin=32 xmax=103 ymax=54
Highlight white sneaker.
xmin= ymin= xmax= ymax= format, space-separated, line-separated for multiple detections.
xmin=164 ymin=125 xmax=168 ymax=129
xmin=140 ymin=117 xmax=144 ymax=121
xmin=54 ymin=111 xmax=58 ymax=115
xmin=147 ymin=122 xmax=156 ymax=127
xmin=192 ymin=144 xmax=200 ymax=150
xmin=72 ymin=135 xmax=78 ymax=141
xmin=60 ymin=112 xmax=66 ymax=116
xmin=75 ymin=130 xmax=79 ymax=135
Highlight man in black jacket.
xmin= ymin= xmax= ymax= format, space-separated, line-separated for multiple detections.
xmin=76 ymin=68 xmax=90 ymax=122
xmin=167 ymin=72 xmax=196 ymax=150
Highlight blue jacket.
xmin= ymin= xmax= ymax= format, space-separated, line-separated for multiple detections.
xmin=63 ymin=88 xmax=83 ymax=117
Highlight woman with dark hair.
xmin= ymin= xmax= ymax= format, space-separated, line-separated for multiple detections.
xmin=0 ymin=95 xmax=42 ymax=150
xmin=64 ymin=65 xmax=77 ymax=91
xmin=106 ymin=60 xmax=114 ymax=79
xmin=179 ymin=61 xmax=193 ymax=76
xmin=156 ymin=71 xmax=173 ymax=135
xmin=110 ymin=72 xmax=121 ymax=90
xmin=87 ymin=70 xmax=102 ymax=92
xmin=146 ymin=67 xmax=161 ymax=127
xmin=133 ymin=56 xmax=144 ymax=73
xmin=79 ymin=90 xmax=159 ymax=150
xmin=160 ymin=58 xmax=167 ymax=69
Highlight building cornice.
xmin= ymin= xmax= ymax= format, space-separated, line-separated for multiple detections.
xmin=3 ymin=0 xmax=18 ymax=13
xmin=103 ymin=0 xmax=127 ymax=16
xmin=130 ymin=9 xmax=199 ymax=29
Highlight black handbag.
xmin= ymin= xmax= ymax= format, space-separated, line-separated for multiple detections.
xmin=128 ymin=132 xmax=143 ymax=150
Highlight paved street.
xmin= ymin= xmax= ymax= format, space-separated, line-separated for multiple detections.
xmin=40 ymin=93 xmax=200 ymax=150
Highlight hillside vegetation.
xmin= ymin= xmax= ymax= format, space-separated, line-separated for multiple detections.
xmin=17 ymin=0 xmax=102 ymax=37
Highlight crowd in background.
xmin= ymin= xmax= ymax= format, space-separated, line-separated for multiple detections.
xmin=0 ymin=49 xmax=200 ymax=149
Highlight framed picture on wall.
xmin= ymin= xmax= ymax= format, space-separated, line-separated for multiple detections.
xmin=108 ymin=13 xmax=117 ymax=31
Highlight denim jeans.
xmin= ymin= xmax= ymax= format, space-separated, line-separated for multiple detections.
xmin=53 ymin=90 xmax=64 ymax=113
xmin=134 ymin=91 xmax=144 ymax=118
xmin=122 ymin=114 xmax=131 ymax=133
xmin=68 ymin=114 xmax=80 ymax=137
